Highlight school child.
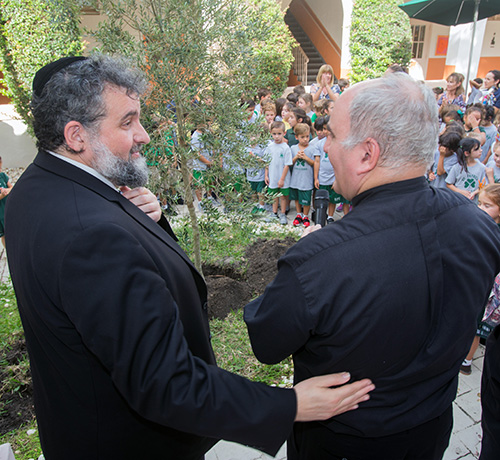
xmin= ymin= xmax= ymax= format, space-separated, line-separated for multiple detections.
xmin=429 ymin=130 xmax=461 ymax=189
xmin=432 ymin=86 xmax=444 ymax=101
xmin=446 ymin=137 xmax=486 ymax=202
xmin=264 ymin=121 xmax=292 ymax=225
xmin=325 ymin=99 xmax=335 ymax=118
xmin=246 ymin=126 xmax=269 ymax=215
xmin=486 ymin=142 xmax=500 ymax=183
xmin=338 ymin=78 xmax=350 ymax=93
xmin=254 ymin=88 xmax=271 ymax=117
xmin=297 ymin=93 xmax=315 ymax=121
xmin=439 ymin=104 xmax=463 ymax=133
xmin=286 ymin=92 xmax=298 ymax=105
xmin=285 ymin=108 xmax=311 ymax=147
xmin=282 ymin=102 xmax=295 ymax=127
xmin=313 ymin=101 xmax=324 ymax=121
xmin=243 ymin=99 xmax=257 ymax=123
xmin=311 ymin=117 xmax=335 ymax=224
xmin=481 ymin=106 xmax=498 ymax=163
xmin=275 ymin=98 xmax=287 ymax=122
xmin=293 ymin=85 xmax=306 ymax=96
xmin=461 ymin=184 xmax=500 ymax=375
xmin=463 ymin=105 xmax=486 ymax=145
xmin=190 ymin=127 xmax=213 ymax=210
xmin=0 ymin=156 xmax=12 ymax=247
xmin=262 ymin=102 xmax=277 ymax=126
xmin=289 ymin=123 xmax=315 ymax=227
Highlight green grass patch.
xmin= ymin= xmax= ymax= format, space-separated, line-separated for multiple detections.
xmin=0 ymin=420 xmax=42 ymax=460
xmin=0 ymin=282 xmax=22 ymax=349
xmin=211 ymin=309 xmax=293 ymax=387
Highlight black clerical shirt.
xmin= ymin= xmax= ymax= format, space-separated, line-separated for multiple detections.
xmin=245 ymin=177 xmax=500 ymax=437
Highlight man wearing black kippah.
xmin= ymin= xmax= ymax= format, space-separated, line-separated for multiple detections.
xmin=5 ymin=55 xmax=373 ymax=460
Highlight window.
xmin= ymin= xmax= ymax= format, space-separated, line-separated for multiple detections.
xmin=411 ymin=25 xmax=426 ymax=59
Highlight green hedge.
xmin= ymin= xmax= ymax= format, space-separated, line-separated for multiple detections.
xmin=0 ymin=0 xmax=84 ymax=126
xmin=349 ymin=0 xmax=412 ymax=82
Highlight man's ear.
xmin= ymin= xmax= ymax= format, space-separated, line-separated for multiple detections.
xmin=359 ymin=137 xmax=380 ymax=173
xmin=63 ymin=121 xmax=86 ymax=154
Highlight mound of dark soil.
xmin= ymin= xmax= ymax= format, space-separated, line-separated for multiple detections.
xmin=205 ymin=237 xmax=297 ymax=319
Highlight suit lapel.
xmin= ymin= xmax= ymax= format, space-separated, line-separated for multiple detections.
xmin=33 ymin=151 xmax=207 ymax=296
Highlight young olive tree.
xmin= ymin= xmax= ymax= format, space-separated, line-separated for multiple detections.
xmin=349 ymin=0 xmax=412 ymax=83
xmin=88 ymin=0 xmax=294 ymax=273
xmin=0 ymin=0 xmax=84 ymax=126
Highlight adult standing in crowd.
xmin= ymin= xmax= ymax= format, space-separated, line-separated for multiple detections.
xmin=438 ymin=72 xmax=466 ymax=112
xmin=5 ymin=55 xmax=374 ymax=460
xmin=245 ymin=73 xmax=500 ymax=460
xmin=310 ymin=64 xmax=340 ymax=102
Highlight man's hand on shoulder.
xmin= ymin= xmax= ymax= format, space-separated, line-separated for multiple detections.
xmin=294 ymin=373 xmax=374 ymax=422
xmin=120 ymin=186 xmax=162 ymax=222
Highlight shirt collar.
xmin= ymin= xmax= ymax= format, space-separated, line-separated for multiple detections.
xmin=352 ymin=176 xmax=429 ymax=207
xmin=47 ymin=150 xmax=119 ymax=192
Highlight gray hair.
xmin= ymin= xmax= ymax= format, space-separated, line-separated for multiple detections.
xmin=343 ymin=74 xmax=438 ymax=169
xmin=31 ymin=55 xmax=148 ymax=153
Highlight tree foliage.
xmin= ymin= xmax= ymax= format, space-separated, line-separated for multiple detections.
xmin=87 ymin=0 xmax=294 ymax=272
xmin=0 ymin=0 xmax=84 ymax=124
xmin=349 ymin=0 xmax=412 ymax=83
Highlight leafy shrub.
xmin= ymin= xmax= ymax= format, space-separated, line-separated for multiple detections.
xmin=349 ymin=0 xmax=412 ymax=83
xmin=0 ymin=0 xmax=84 ymax=125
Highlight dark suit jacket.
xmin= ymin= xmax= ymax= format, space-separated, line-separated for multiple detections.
xmin=5 ymin=151 xmax=295 ymax=460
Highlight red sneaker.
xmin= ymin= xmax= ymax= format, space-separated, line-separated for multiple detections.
xmin=293 ymin=214 xmax=303 ymax=226
xmin=302 ymin=216 xmax=310 ymax=227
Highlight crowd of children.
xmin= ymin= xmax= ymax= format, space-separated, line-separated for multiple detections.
xmin=428 ymin=70 xmax=500 ymax=374
xmin=190 ymin=77 xmax=350 ymax=228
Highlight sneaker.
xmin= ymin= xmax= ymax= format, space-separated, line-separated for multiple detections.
xmin=293 ymin=214 xmax=303 ymax=226
xmin=327 ymin=216 xmax=335 ymax=225
xmin=336 ymin=204 xmax=343 ymax=212
xmin=265 ymin=212 xmax=278 ymax=223
xmin=460 ymin=364 xmax=472 ymax=375
xmin=302 ymin=216 xmax=310 ymax=228
xmin=279 ymin=213 xmax=287 ymax=225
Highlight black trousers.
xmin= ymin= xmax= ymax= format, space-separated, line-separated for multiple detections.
xmin=480 ymin=325 xmax=500 ymax=460
xmin=288 ymin=405 xmax=453 ymax=460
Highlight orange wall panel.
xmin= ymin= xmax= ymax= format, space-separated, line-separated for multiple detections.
xmin=426 ymin=59 xmax=456 ymax=80
xmin=476 ymin=57 xmax=500 ymax=79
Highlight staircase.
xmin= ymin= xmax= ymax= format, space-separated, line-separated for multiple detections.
xmin=285 ymin=11 xmax=326 ymax=86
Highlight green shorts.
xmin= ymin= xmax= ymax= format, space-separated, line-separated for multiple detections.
xmin=192 ymin=169 xmax=208 ymax=187
xmin=318 ymin=184 xmax=350 ymax=204
xmin=268 ymin=187 xmax=290 ymax=197
xmin=249 ymin=180 xmax=266 ymax=193
xmin=290 ymin=188 xmax=312 ymax=206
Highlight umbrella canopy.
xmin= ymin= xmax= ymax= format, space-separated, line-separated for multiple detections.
xmin=399 ymin=0 xmax=500 ymax=27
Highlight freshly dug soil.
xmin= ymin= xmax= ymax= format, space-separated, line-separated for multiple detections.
xmin=205 ymin=237 xmax=297 ymax=319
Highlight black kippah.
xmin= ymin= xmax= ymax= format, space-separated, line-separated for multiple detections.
xmin=33 ymin=56 xmax=88 ymax=97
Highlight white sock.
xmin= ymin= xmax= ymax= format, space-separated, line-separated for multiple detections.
xmin=462 ymin=359 xmax=472 ymax=366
